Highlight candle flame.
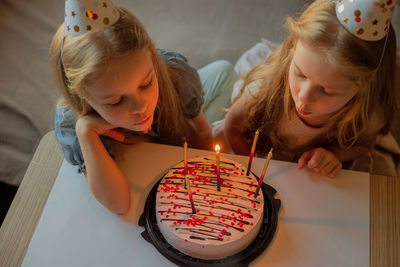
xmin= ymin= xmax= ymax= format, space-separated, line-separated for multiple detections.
xmin=215 ymin=144 xmax=220 ymax=152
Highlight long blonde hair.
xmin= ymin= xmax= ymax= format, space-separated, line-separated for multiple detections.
xmin=240 ymin=0 xmax=397 ymax=154
xmin=50 ymin=8 xmax=192 ymax=145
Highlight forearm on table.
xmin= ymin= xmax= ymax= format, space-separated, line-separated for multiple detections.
xmin=191 ymin=131 xmax=213 ymax=150
xmin=188 ymin=123 xmax=213 ymax=150
xmin=224 ymin=96 xmax=252 ymax=155
xmin=225 ymin=125 xmax=250 ymax=156
xmin=77 ymin=131 xmax=130 ymax=214
xmin=188 ymin=112 xmax=213 ymax=151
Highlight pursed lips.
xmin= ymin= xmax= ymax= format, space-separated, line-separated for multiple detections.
xmin=135 ymin=115 xmax=150 ymax=126
xmin=296 ymin=105 xmax=311 ymax=115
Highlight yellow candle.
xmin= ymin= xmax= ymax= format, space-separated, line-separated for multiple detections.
xmin=185 ymin=174 xmax=192 ymax=193
xmin=250 ymin=129 xmax=260 ymax=154
xmin=254 ymin=148 xmax=273 ymax=198
xmin=246 ymin=129 xmax=260 ymax=176
xmin=215 ymin=144 xmax=220 ymax=168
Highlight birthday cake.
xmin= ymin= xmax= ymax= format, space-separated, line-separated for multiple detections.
xmin=155 ymin=156 xmax=264 ymax=260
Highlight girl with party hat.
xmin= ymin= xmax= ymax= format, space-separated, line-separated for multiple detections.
xmin=223 ymin=0 xmax=397 ymax=178
xmin=52 ymin=0 xmax=236 ymax=214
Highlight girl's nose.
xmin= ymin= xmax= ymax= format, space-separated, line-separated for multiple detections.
xmin=298 ymin=82 xmax=318 ymax=104
xmin=123 ymin=94 xmax=147 ymax=114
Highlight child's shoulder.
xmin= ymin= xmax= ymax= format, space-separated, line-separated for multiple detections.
xmin=156 ymin=49 xmax=203 ymax=118
xmin=156 ymin=48 xmax=199 ymax=81
xmin=156 ymin=49 xmax=188 ymax=65
xmin=55 ymin=102 xmax=78 ymax=128
xmin=231 ymin=79 xmax=261 ymax=103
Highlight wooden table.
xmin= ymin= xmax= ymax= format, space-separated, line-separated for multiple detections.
xmin=0 ymin=131 xmax=399 ymax=266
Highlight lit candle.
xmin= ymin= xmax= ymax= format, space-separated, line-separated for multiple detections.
xmin=254 ymin=148 xmax=273 ymax=198
xmin=246 ymin=129 xmax=260 ymax=176
xmin=215 ymin=144 xmax=221 ymax=191
xmin=185 ymin=174 xmax=196 ymax=214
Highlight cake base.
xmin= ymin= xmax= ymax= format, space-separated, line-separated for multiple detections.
xmin=139 ymin=173 xmax=281 ymax=267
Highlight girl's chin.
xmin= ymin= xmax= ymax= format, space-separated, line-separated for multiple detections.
xmin=131 ymin=124 xmax=151 ymax=133
xmin=130 ymin=117 xmax=153 ymax=133
xmin=141 ymin=126 xmax=151 ymax=134
xmin=139 ymin=122 xmax=153 ymax=134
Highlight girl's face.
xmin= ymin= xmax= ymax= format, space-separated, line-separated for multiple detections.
xmin=86 ymin=48 xmax=159 ymax=133
xmin=288 ymin=42 xmax=359 ymax=126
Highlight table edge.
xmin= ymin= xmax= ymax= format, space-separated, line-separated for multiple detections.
xmin=0 ymin=131 xmax=64 ymax=266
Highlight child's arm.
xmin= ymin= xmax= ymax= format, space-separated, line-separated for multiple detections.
xmin=298 ymin=147 xmax=342 ymax=178
xmin=299 ymin=110 xmax=384 ymax=178
xmin=188 ymin=111 xmax=213 ymax=150
xmin=224 ymin=96 xmax=251 ymax=155
xmin=76 ymin=114 xmax=131 ymax=214
xmin=298 ymin=118 xmax=381 ymax=178
xmin=298 ymin=145 xmax=370 ymax=178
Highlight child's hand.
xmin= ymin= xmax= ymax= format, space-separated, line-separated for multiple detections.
xmin=298 ymin=147 xmax=342 ymax=178
xmin=76 ymin=114 xmax=125 ymax=142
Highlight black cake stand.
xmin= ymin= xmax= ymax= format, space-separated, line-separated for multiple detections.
xmin=139 ymin=173 xmax=281 ymax=267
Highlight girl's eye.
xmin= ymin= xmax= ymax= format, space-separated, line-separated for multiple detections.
xmin=139 ymin=77 xmax=153 ymax=89
xmin=321 ymin=87 xmax=334 ymax=96
xmin=110 ymin=97 xmax=123 ymax=106
xmin=296 ymin=71 xmax=306 ymax=78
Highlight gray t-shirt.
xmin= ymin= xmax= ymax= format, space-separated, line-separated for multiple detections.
xmin=55 ymin=50 xmax=203 ymax=172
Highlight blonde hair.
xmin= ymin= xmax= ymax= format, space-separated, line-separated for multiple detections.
xmin=239 ymin=0 xmax=397 ymax=154
xmin=50 ymin=8 xmax=192 ymax=146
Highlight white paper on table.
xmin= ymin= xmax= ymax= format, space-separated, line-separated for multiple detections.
xmin=22 ymin=142 xmax=369 ymax=267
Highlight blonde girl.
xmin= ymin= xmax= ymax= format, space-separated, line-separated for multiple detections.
xmin=224 ymin=0 xmax=397 ymax=178
xmin=52 ymin=3 xmax=235 ymax=214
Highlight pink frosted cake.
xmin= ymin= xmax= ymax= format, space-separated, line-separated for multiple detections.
xmin=155 ymin=156 xmax=264 ymax=260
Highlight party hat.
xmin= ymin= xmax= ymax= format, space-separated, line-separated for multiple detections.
xmin=336 ymin=0 xmax=398 ymax=41
xmin=64 ymin=0 xmax=120 ymax=36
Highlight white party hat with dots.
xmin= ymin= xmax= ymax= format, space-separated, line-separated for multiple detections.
xmin=64 ymin=0 xmax=120 ymax=36
xmin=336 ymin=0 xmax=398 ymax=41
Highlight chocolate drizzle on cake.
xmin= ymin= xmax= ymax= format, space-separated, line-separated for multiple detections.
xmin=156 ymin=156 xmax=263 ymax=243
